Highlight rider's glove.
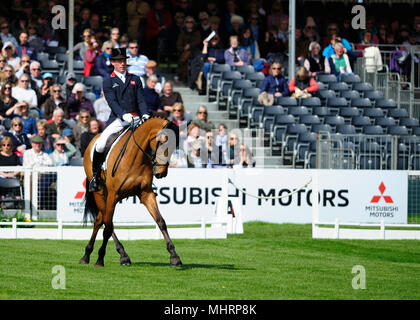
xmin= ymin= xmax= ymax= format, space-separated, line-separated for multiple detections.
xmin=141 ymin=114 xmax=150 ymax=122
xmin=122 ymin=113 xmax=134 ymax=123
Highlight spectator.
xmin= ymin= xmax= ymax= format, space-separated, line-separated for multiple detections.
xmin=259 ymin=26 xmax=286 ymax=61
xmin=66 ymin=83 xmax=95 ymax=119
xmin=295 ymin=25 xmax=311 ymax=66
xmin=227 ymin=132 xmax=239 ymax=167
xmin=260 ymin=62 xmax=289 ymax=102
xmin=267 ymin=0 xmax=287 ymax=30
xmin=27 ymin=23 xmax=44 ymax=53
xmin=143 ymin=75 xmax=163 ymax=115
xmin=14 ymin=54 xmax=31 ymax=79
xmin=240 ymin=27 xmax=260 ymax=62
xmin=160 ymin=80 xmax=183 ymax=115
xmin=49 ymin=136 xmax=69 ymax=166
xmin=199 ymin=34 xmax=225 ymax=86
xmin=0 ymin=54 xmax=6 ymax=73
xmin=0 ymin=136 xmax=21 ymax=179
xmin=328 ymin=42 xmax=353 ymax=79
xmin=187 ymin=139 xmax=204 ymax=168
xmin=16 ymin=30 xmax=37 ymax=61
xmin=322 ymin=23 xmax=340 ymax=48
xmin=377 ymin=23 xmax=389 ymax=45
xmin=322 ymin=34 xmax=353 ymax=59
xmin=236 ymin=143 xmax=255 ymax=168
xmin=304 ymin=42 xmax=331 ymax=77
xmin=143 ymin=60 xmax=165 ymax=93
xmin=0 ymin=82 xmax=17 ymax=119
xmin=72 ymin=110 xmax=91 ymax=152
xmin=12 ymin=101 xmax=37 ymax=138
xmin=288 ymin=66 xmax=319 ymax=98
xmin=126 ymin=0 xmax=150 ymax=42
xmin=183 ymin=122 xmax=205 ymax=159
xmin=39 ymin=72 xmax=54 ymax=108
xmin=96 ymin=41 xmax=114 ymax=78
xmin=175 ymin=0 xmax=194 ymax=17
xmin=208 ymin=15 xmax=227 ymax=48
xmin=215 ymin=123 xmax=228 ymax=165
xmin=224 ymin=35 xmax=251 ymax=67
xmin=303 ymin=16 xmax=320 ymax=43
xmin=198 ymin=11 xmax=212 ymax=40
xmin=176 ymin=16 xmax=201 ymax=83
xmin=93 ymin=89 xmax=111 ymax=125
xmin=0 ymin=64 xmax=18 ymax=86
xmin=75 ymin=8 xmax=91 ymax=42
xmin=192 ymin=105 xmax=215 ymax=132
xmin=83 ymin=35 xmax=101 ymax=77
xmin=61 ymin=73 xmax=77 ymax=100
xmin=224 ymin=0 xmax=244 ymax=34
xmin=0 ymin=21 xmax=18 ymax=48
xmin=203 ymin=129 xmax=220 ymax=168
xmin=46 ymin=107 xmax=71 ymax=140
xmin=356 ymin=30 xmax=377 ymax=56
xmin=80 ymin=118 xmax=101 ymax=157
xmin=88 ymin=13 xmax=101 ymax=36
xmin=169 ymin=148 xmax=188 ymax=168
xmin=127 ymin=40 xmax=149 ymax=78
xmin=62 ymin=128 xmax=78 ymax=159
xmin=144 ymin=0 xmax=173 ymax=60
xmin=168 ymin=102 xmax=191 ymax=145
xmin=248 ymin=13 xmax=262 ymax=43
xmin=2 ymin=41 xmax=20 ymax=71
xmin=277 ymin=17 xmax=289 ymax=45
xmin=41 ymin=84 xmax=67 ymax=121
xmin=4 ymin=116 xmax=31 ymax=156
xmin=167 ymin=11 xmax=186 ymax=63
xmin=229 ymin=15 xmax=245 ymax=38
xmin=340 ymin=17 xmax=359 ymax=44
xmin=110 ymin=27 xmax=121 ymax=48
xmin=11 ymin=73 xmax=37 ymax=109
xmin=36 ymin=120 xmax=54 ymax=154
xmin=28 ymin=61 xmax=42 ymax=89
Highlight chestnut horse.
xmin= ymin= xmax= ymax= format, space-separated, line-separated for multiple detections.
xmin=79 ymin=117 xmax=182 ymax=267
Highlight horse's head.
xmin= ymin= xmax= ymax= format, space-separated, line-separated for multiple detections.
xmin=149 ymin=119 xmax=179 ymax=179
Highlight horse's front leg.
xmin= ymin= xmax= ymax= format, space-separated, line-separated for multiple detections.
xmin=139 ymin=189 xmax=182 ymax=266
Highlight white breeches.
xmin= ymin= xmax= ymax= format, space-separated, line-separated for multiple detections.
xmin=95 ymin=118 xmax=130 ymax=153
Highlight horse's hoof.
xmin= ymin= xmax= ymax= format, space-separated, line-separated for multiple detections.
xmin=79 ymin=256 xmax=89 ymax=264
xmin=94 ymin=262 xmax=104 ymax=268
xmin=170 ymin=256 xmax=182 ymax=267
xmin=120 ymin=257 xmax=132 ymax=266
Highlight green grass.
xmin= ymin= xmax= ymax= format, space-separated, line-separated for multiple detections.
xmin=0 ymin=222 xmax=420 ymax=300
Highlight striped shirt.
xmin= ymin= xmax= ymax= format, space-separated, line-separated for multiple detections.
xmin=127 ymin=52 xmax=149 ymax=77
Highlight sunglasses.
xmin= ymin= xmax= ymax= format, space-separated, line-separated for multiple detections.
xmin=13 ymin=123 xmax=22 ymax=127
xmin=185 ymin=21 xmax=194 ymax=23
xmin=4 ymin=86 xmax=11 ymax=90
xmin=0 ymin=59 xmax=5 ymax=62
xmin=173 ymin=109 xmax=183 ymax=112
xmin=31 ymin=68 xmax=40 ymax=70
xmin=53 ymin=89 xmax=62 ymax=92
xmin=80 ymin=116 xmax=89 ymax=119
xmin=4 ymin=70 xmax=12 ymax=72
xmin=272 ymin=67 xmax=280 ymax=70
xmin=56 ymin=143 xmax=65 ymax=146
xmin=198 ymin=111 xmax=207 ymax=114
xmin=2 ymin=144 xmax=11 ymax=147
xmin=129 ymin=46 xmax=138 ymax=49
xmin=20 ymin=80 xmax=29 ymax=82
xmin=1 ymin=26 xmax=9 ymax=29
xmin=105 ymin=47 xmax=112 ymax=50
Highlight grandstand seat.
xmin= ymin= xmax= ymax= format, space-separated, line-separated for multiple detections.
xmin=82 ymin=76 xmax=103 ymax=91
xmin=85 ymin=92 xmax=97 ymax=103
xmin=228 ymin=79 xmax=254 ymax=112
xmin=260 ymin=105 xmax=286 ymax=131
xmin=238 ymin=87 xmax=261 ymax=122
xmin=388 ymin=125 xmax=410 ymax=136
xmin=399 ymin=117 xmax=419 ymax=128
xmin=234 ymin=64 xmax=255 ymax=76
xmin=318 ymin=89 xmax=337 ymax=103
xmin=376 ymin=117 xmax=397 ymax=130
xmin=284 ymin=124 xmax=308 ymax=156
xmin=338 ymin=107 xmax=361 ymax=123
xmin=352 ymin=82 xmax=373 ymax=94
xmin=299 ymin=97 xmax=321 ymax=107
xmin=288 ymin=106 xmax=311 ymax=118
xmin=73 ymin=60 xmax=85 ymax=74
xmin=295 ymin=132 xmax=317 ymax=165
xmin=324 ymin=115 xmax=345 ymax=129
xmin=249 ymin=106 xmax=264 ymax=128
xmin=329 ymin=82 xmax=351 ymax=93
xmin=388 ymin=108 xmax=409 ymax=119
xmin=358 ymin=140 xmax=382 ymax=170
xmin=375 ymin=98 xmax=397 ymax=110
xmin=363 ymin=107 xmax=385 ymax=118
xmin=316 ymin=81 xmax=329 ymax=91
xmin=245 ymin=72 xmax=265 ymax=88
xmin=274 ymin=96 xmax=298 ymax=107
xmin=37 ymin=52 xmax=49 ymax=63
xmin=362 ymin=125 xmax=384 ymax=135
xmin=353 ymin=115 xmax=373 ymax=128
xmin=336 ymin=124 xmax=357 ymax=134
xmin=312 ymin=106 xmax=331 ymax=117
xmin=299 ymin=114 xmax=322 ymax=129
xmin=340 ymin=74 xmax=361 ymax=84
xmin=207 ymin=63 xmax=231 ymax=100
xmin=413 ymin=127 xmax=420 ymax=136
xmin=317 ymin=74 xmax=337 ymax=84
xmin=0 ymin=177 xmax=24 ymax=209
xmin=272 ymin=114 xmax=296 ymax=144
xmin=312 ymin=123 xmax=333 ymax=134
xmin=364 ymin=90 xmax=384 ymax=101
xmin=69 ymin=158 xmax=84 ymax=166
xmin=341 ymin=90 xmax=362 ymax=100
xmin=55 ymin=53 xmax=68 ymax=66
xmin=40 ymin=59 xmax=60 ymax=74
xmin=350 ymin=98 xmax=373 ymax=109
xmin=326 ymin=97 xmax=349 ymax=114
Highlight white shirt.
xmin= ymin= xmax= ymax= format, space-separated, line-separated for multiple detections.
xmin=114 ymin=70 xmax=126 ymax=83
xmin=12 ymin=86 xmax=38 ymax=109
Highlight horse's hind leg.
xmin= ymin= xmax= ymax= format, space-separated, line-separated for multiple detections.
xmin=79 ymin=211 xmax=103 ymax=264
xmin=112 ymin=231 xmax=131 ymax=266
xmin=140 ymin=189 xmax=182 ymax=266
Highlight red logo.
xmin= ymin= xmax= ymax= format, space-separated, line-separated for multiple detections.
xmin=74 ymin=179 xmax=86 ymax=199
xmin=370 ymin=182 xmax=393 ymax=204
xmin=130 ymin=80 xmax=136 ymax=85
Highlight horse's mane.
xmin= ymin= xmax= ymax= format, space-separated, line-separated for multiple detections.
xmin=140 ymin=116 xmax=180 ymax=148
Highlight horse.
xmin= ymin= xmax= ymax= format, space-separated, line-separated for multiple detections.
xmin=79 ymin=116 xmax=182 ymax=267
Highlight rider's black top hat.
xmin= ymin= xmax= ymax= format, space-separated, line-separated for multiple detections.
xmin=110 ymin=47 xmax=127 ymax=60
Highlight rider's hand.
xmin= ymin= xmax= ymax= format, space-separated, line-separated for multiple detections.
xmin=122 ymin=113 xmax=134 ymax=123
xmin=141 ymin=114 xmax=150 ymax=122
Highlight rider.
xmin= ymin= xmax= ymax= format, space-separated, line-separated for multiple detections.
xmin=89 ymin=47 xmax=150 ymax=192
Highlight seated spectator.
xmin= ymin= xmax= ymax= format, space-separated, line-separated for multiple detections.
xmin=240 ymin=27 xmax=260 ymax=62
xmin=0 ymin=82 xmax=17 ymax=119
xmin=183 ymin=122 xmax=205 ymax=157
xmin=322 ymin=23 xmax=340 ymax=49
xmin=83 ymin=35 xmax=101 ymax=77
xmin=191 ymin=105 xmax=215 ymax=132
xmin=227 ymin=132 xmax=240 ymax=167
xmin=235 ymin=143 xmax=255 ymax=168
xmin=229 ymin=15 xmax=245 ymax=38
xmin=143 ymin=75 xmax=163 ymax=115
xmin=200 ymin=34 xmax=225 ymax=80
xmin=93 ymin=89 xmax=111 ymax=125
xmin=16 ymin=30 xmax=37 ymax=61
xmin=160 ymin=81 xmax=183 ymax=115
xmin=0 ymin=54 xmax=6 ymax=73
xmin=260 ymin=63 xmax=289 ymax=104
xmin=36 ymin=120 xmax=54 ymax=154
xmin=80 ymin=118 xmax=101 ymax=157
xmin=12 ymin=73 xmax=38 ymax=109
xmin=142 ymin=60 xmax=165 ymax=93
xmin=0 ymin=136 xmax=21 ymax=178
xmin=14 ymin=54 xmax=32 ymax=79
xmin=96 ymin=41 xmax=114 ymax=78
xmin=66 ymin=83 xmax=95 ymax=119
xmin=2 ymin=41 xmax=20 ymax=71
xmin=49 ymin=136 xmax=70 ymax=166
xmin=127 ymin=40 xmax=149 ymax=78
xmin=110 ymin=27 xmax=121 ymax=48
xmin=259 ymin=26 xmax=286 ymax=63
xmin=328 ymin=42 xmax=353 ymax=79
xmin=4 ymin=117 xmax=31 ymax=156
xmin=198 ymin=11 xmax=211 ymax=40
xmin=248 ymin=13 xmax=262 ymax=43
xmin=277 ymin=17 xmax=289 ymax=45
xmin=39 ymin=72 xmax=55 ymax=109
xmin=62 ymin=128 xmax=78 ymax=159
xmin=72 ymin=110 xmax=91 ymax=152
xmin=0 ymin=64 xmax=18 ymax=87
xmin=27 ymin=23 xmax=44 ymax=53
xmin=61 ymin=73 xmax=77 ymax=100
xmin=41 ymin=84 xmax=67 ymax=121
xmin=215 ymin=123 xmax=228 ymax=164
xmin=303 ymin=16 xmax=320 ymax=43
xmin=187 ymin=139 xmax=205 ymax=168
xmin=203 ymin=129 xmax=221 ymax=168
xmin=304 ymin=42 xmax=331 ymax=77
xmin=10 ymin=101 xmax=37 ymax=138
xmin=295 ymin=25 xmax=311 ymax=66
xmin=47 ymin=107 xmax=71 ymax=140
xmin=169 ymin=148 xmax=188 ymax=168
xmin=176 ymin=16 xmax=201 ymax=83
xmin=288 ymin=66 xmax=319 ymax=98
xmin=169 ymin=102 xmax=192 ymax=144
xmin=28 ymin=61 xmax=42 ymax=89
xmin=224 ymin=35 xmax=251 ymax=67
xmin=356 ymin=30 xmax=377 ymax=56
xmin=322 ymin=34 xmax=353 ymax=59
xmin=73 ymin=28 xmax=92 ymax=61
xmin=0 ymin=21 xmax=18 ymax=48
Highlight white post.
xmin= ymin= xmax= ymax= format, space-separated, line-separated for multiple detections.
xmin=68 ymin=0 xmax=74 ymax=73
xmin=12 ymin=218 xmax=17 ymax=239
xmin=312 ymin=170 xmax=319 ymax=238
xmin=334 ymin=218 xmax=340 ymax=239
xmin=380 ymin=220 xmax=385 ymax=240
xmin=288 ymin=0 xmax=296 ymax=81
xmin=32 ymin=170 xmax=39 ymax=219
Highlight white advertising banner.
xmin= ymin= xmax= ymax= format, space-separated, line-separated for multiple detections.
xmin=57 ymin=168 xmax=408 ymax=224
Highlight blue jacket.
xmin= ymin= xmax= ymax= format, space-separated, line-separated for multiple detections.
xmin=96 ymin=53 xmax=114 ymax=78
xmin=260 ymin=75 xmax=289 ymax=96
xmin=143 ymin=86 xmax=162 ymax=113
xmin=102 ymin=71 xmax=149 ymax=126
xmin=16 ymin=44 xmax=37 ymax=61
xmin=322 ymin=38 xmax=352 ymax=58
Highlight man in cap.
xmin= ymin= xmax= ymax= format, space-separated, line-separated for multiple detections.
xmin=89 ymin=47 xmax=150 ymax=192
xmin=61 ymin=72 xmax=77 ymax=100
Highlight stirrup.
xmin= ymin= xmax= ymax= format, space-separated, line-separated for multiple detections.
xmin=89 ymin=176 xmax=100 ymax=192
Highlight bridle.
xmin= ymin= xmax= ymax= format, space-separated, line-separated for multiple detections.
xmin=111 ymin=120 xmax=173 ymax=177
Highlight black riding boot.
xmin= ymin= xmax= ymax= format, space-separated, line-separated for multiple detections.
xmin=89 ymin=150 xmax=105 ymax=192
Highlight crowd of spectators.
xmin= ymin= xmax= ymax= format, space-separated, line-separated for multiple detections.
xmin=0 ymin=0 xmax=418 ymax=174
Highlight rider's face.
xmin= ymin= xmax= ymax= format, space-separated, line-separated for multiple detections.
xmin=112 ymin=59 xmax=127 ymax=74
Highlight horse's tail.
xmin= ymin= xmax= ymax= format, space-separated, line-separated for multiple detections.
xmin=83 ymin=179 xmax=99 ymax=225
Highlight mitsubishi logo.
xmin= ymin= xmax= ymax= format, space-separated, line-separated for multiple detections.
xmin=370 ymin=182 xmax=393 ymax=204
xmin=74 ymin=179 xmax=86 ymax=199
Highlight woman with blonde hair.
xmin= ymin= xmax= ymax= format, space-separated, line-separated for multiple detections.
xmin=0 ymin=136 xmax=21 ymax=179
xmin=288 ymin=66 xmax=319 ymax=98
xmin=259 ymin=62 xmax=289 ymax=105
xmin=96 ymin=40 xmax=114 ymax=77
xmin=2 ymin=42 xmax=20 ymax=71
xmin=73 ymin=28 xmax=93 ymax=61
xmin=72 ymin=110 xmax=91 ymax=151
xmin=41 ymin=84 xmax=67 ymax=120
